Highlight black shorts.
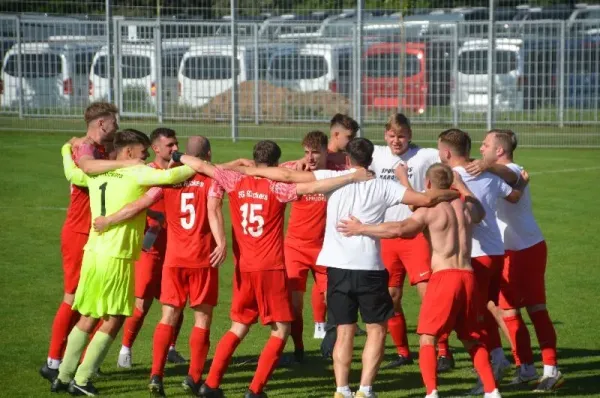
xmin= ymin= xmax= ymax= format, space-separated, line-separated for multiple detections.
xmin=326 ymin=267 xmax=394 ymax=325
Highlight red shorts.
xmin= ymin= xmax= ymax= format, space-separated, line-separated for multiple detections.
xmin=381 ymin=232 xmax=431 ymax=288
xmin=160 ymin=267 xmax=219 ymax=308
xmin=284 ymin=243 xmax=327 ymax=293
xmin=417 ymin=269 xmax=481 ymax=341
xmin=471 ymin=255 xmax=504 ymax=305
xmin=499 ymin=241 xmax=547 ymax=310
xmin=60 ymin=229 xmax=89 ymax=294
xmin=230 ymin=268 xmax=294 ymax=326
xmin=134 ymin=251 xmax=163 ymax=300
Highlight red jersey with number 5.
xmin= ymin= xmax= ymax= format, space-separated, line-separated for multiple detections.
xmin=161 ymin=174 xmax=224 ymax=268
xmin=212 ymin=167 xmax=298 ymax=272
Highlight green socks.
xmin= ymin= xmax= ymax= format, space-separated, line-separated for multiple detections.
xmin=57 ymin=327 xmax=90 ymax=383
xmin=74 ymin=331 xmax=114 ymax=386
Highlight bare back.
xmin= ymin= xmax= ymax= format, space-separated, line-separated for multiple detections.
xmin=417 ymin=198 xmax=473 ymax=273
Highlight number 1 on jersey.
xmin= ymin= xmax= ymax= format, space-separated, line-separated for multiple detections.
xmin=240 ymin=203 xmax=264 ymax=237
xmin=99 ymin=182 xmax=108 ymax=216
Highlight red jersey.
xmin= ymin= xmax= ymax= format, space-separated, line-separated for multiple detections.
xmin=212 ymin=167 xmax=297 ymax=272
xmin=142 ymin=162 xmax=168 ymax=256
xmin=63 ymin=141 xmax=108 ymax=234
xmin=280 ymin=161 xmax=327 ymax=247
xmin=161 ymin=174 xmax=224 ymax=268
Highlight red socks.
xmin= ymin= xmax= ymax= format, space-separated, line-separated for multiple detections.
xmin=249 ymin=336 xmax=286 ymax=395
xmin=470 ymin=344 xmax=497 ymax=394
xmin=205 ymin=331 xmax=242 ymax=389
xmin=189 ymin=327 xmax=210 ymax=383
xmin=171 ymin=312 xmax=184 ymax=348
xmin=419 ymin=344 xmax=437 ymax=394
xmin=48 ymin=302 xmax=80 ymax=359
xmin=122 ymin=308 xmax=146 ymax=349
xmin=151 ymin=323 xmax=174 ymax=377
xmin=388 ymin=312 xmax=411 ymax=357
xmin=437 ymin=333 xmax=452 ymax=358
xmin=529 ymin=309 xmax=557 ymax=366
xmin=311 ymin=285 xmax=326 ymax=323
xmin=503 ymin=314 xmax=533 ymax=366
xmin=291 ymin=315 xmax=304 ymax=351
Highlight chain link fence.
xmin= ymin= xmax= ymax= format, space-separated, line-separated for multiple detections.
xmin=0 ymin=1 xmax=599 ymax=146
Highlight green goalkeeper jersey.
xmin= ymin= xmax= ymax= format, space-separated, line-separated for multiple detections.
xmin=61 ymin=143 xmax=195 ymax=259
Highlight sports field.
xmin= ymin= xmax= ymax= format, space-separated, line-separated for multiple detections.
xmin=1 ymin=129 xmax=600 ymax=397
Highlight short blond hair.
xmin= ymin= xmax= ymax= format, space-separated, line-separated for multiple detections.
xmin=84 ymin=102 xmax=119 ymax=125
xmin=385 ymin=113 xmax=411 ymax=133
xmin=426 ymin=163 xmax=454 ymax=189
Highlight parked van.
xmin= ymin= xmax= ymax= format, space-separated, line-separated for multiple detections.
xmin=452 ymin=38 xmax=524 ymax=112
xmin=1 ymin=40 xmax=101 ymax=109
xmin=266 ymin=42 xmax=353 ymax=96
xmin=362 ymin=42 xmax=427 ymax=114
xmin=178 ymin=43 xmax=291 ymax=108
xmin=89 ymin=42 xmax=189 ymax=109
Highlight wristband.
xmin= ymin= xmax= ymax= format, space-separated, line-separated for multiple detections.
xmin=171 ymin=151 xmax=183 ymax=163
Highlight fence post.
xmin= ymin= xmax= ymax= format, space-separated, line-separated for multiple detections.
xmin=558 ymin=21 xmax=565 ymax=128
xmin=355 ymin=0 xmax=364 ymax=136
xmin=254 ymin=23 xmax=259 ymax=125
xmin=230 ymin=0 xmax=239 ymax=143
xmin=452 ymin=23 xmax=459 ymax=127
xmin=155 ymin=21 xmax=163 ymax=124
xmin=486 ymin=0 xmax=495 ymax=131
xmin=16 ymin=16 xmax=23 ymax=119
xmin=105 ymin=0 xmax=113 ymax=103
xmin=398 ymin=14 xmax=405 ymax=115
xmin=113 ymin=17 xmax=123 ymax=114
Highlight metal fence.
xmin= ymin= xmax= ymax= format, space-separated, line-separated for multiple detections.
xmin=0 ymin=12 xmax=599 ymax=146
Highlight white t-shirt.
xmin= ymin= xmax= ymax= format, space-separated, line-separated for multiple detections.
xmin=370 ymin=144 xmax=440 ymax=222
xmin=454 ymin=166 xmax=513 ymax=257
xmin=496 ymin=163 xmax=544 ymax=251
xmin=314 ymin=169 xmax=407 ymax=271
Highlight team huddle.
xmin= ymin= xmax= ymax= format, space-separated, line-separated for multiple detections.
xmin=38 ymin=102 xmax=563 ymax=398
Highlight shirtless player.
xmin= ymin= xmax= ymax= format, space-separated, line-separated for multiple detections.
xmin=337 ymin=164 xmax=502 ymax=398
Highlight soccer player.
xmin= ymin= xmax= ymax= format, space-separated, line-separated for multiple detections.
xmin=469 ymin=130 xmax=563 ymax=391
xmin=337 ymin=164 xmax=502 ymax=398
xmin=437 ymin=129 xmax=527 ymax=393
xmin=51 ymin=130 xmax=196 ymax=395
xmin=117 ymin=128 xmax=186 ymax=369
xmin=368 ymin=113 xmax=441 ymax=369
xmin=175 ymin=140 xmax=374 ymax=398
xmin=280 ymin=131 xmax=330 ymax=360
xmin=40 ymin=102 xmax=139 ymax=382
xmin=237 ymin=138 xmax=460 ymax=398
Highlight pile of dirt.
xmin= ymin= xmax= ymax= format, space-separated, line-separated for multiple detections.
xmin=200 ymin=81 xmax=352 ymax=121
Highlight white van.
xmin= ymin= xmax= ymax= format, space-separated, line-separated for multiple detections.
xmin=1 ymin=40 xmax=101 ymax=110
xmin=266 ymin=42 xmax=353 ymax=96
xmin=178 ymin=43 xmax=291 ymax=108
xmin=452 ymin=38 xmax=524 ymax=112
xmin=89 ymin=42 xmax=189 ymax=109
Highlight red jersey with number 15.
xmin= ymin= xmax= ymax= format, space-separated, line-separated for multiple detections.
xmin=212 ymin=167 xmax=298 ymax=272
xmin=160 ymin=174 xmax=224 ymax=268
xmin=63 ymin=141 xmax=108 ymax=234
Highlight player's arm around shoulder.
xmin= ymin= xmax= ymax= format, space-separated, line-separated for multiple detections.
xmin=129 ymin=161 xmax=196 ymax=186
xmin=296 ymin=168 xmax=374 ymax=195
xmin=61 ymin=143 xmax=87 ymax=187
xmin=337 ymin=211 xmax=426 ymax=239
xmin=93 ymin=188 xmax=162 ymax=234
xmin=241 ymin=164 xmax=317 ymax=183
xmin=502 ymin=170 xmax=529 ymax=204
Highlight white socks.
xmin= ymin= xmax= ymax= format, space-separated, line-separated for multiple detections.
xmin=336 ymin=385 xmax=352 ymax=397
xmin=47 ymin=357 xmax=61 ymax=370
xmin=543 ymin=364 xmax=558 ymax=378
xmin=119 ymin=345 xmax=131 ymax=355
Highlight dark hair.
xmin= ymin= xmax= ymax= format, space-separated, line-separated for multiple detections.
xmin=330 ymin=113 xmax=360 ymax=137
xmin=488 ymin=129 xmax=518 ymax=157
xmin=113 ymin=129 xmax=151 ymax=151
xmin=150 ymin=127 xmax=176 ymax=143
xmin=302 ymin=130 xmax=328 ymax=150
xmin=438 ymin=129 xmax=471 ymax=157
xmin=84 ymin=101 xmax=118 ymax=125
xmin=385 ymin=113 xmax=411 ymax=132
xmin=346 ymin=137 xmax=374 ymax=168
xmin=253 ymin=140 xmax=281 ymax=167
xmin=426 ymin=163 xmax=454 ymax=189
